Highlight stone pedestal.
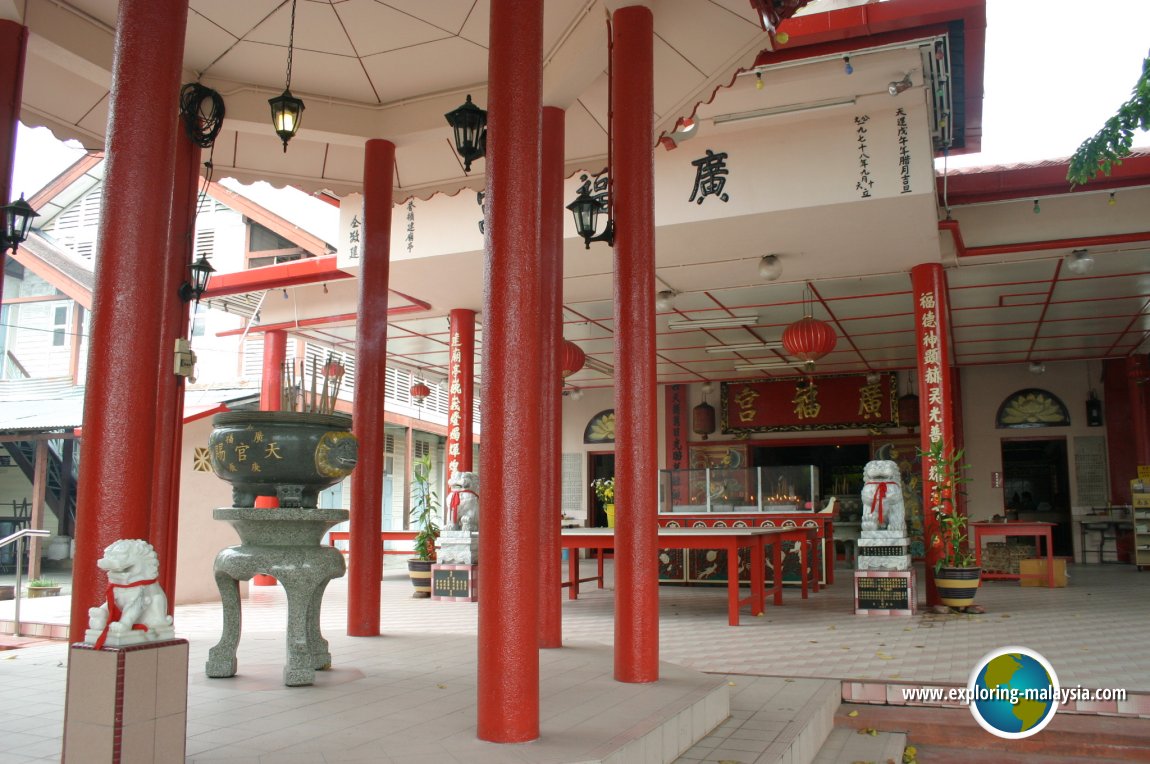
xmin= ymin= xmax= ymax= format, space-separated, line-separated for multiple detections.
xmin=437 ymin=530 xmax=479 ymax=565
xmin=854 ymin=570 xmax=917 ymax=615
xmin=431 ymin=564 xmax=478 ymax=601
xmin=206 ymin=507 xmax=347 ymax=686
xmin=855 ymin=536 xmax=911 ymax=571
xmin=63 ymin=640 xmax=189 ymax=763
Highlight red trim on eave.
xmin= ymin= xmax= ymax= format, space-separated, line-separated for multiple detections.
xmin=9 ymin=247 xmax=93 ymax=310
xmin=939 ymin=153 xmax=1150 ymax=205
xmin=27 ymin=151 xmax=105 ymax=211
xmin=767 ymin=0 xmax=986 ymax=154
xmin=201 ymin=255 xmax=351 ymax=297
xmin=940 ymin=217 xmax=1150 ymax=257
xmin=183 ymin=403 xmax=229 ymax=424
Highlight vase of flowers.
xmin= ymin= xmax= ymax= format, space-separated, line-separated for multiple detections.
xmin=591 ymin=477 xmax=615 ymax=528
xmin=922 ymin=438 xmax=980 ymax=609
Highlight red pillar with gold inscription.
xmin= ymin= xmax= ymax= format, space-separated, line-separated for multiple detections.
xmin=348 ymin=139 xmax=394 ymax=636
xmin=910 ymin=263 xmax=956 ymax=607
xmin=538 ymin=105 xmax=565 ymax=649
xmin=612 ymin=5 xmax=659 ymax=684
xmin=477 ymin=0 xmax=543 ymax=743
xmin=446 ymin=309 xmax=476 ymax=476
xmin=69 ymin=0 xmax=190 ymax=643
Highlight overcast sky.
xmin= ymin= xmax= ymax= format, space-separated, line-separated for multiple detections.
xmin=10 ymin=0 xmax=1150 ymax=200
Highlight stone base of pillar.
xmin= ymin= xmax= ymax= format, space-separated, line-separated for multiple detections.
xmin=431 ymin=564 xmax=478 ymax=602
xmin=437 ymin=530 xmax=479 ymax=564
xmin=63 ymin=640 xmax=189 ymax=763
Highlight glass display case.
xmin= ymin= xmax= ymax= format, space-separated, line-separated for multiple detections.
xmin=658 ymin=466 xmax=821 ymax=514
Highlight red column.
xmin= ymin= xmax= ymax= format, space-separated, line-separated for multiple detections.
xmin=0 ymin=19 xmax=28 ymax=308
xmin=1128 ymin=355 xmax=1150 ymax=465
xmin=612 ymin=5 xmax=659 ymax=684
xmin=348 ymin=139 xmax=394 ymax=636
xmin=477 ymin=0 xmax=543 ymax=743
xmin=910 ymin=263 xmax=956 ymax=607
xmin=150 ymin=125 xmax=201 ymax=605
xmin=69 ymin=0 xmax=189 ymax=642
xmin=446 ymin=309 xmax=476 ymax=475
xmin=538 ymin=105 xmax=565 ymax=649
xmin=261 ymin=330 xmax=288 ymax=411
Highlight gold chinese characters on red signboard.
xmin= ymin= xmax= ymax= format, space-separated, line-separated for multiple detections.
xmin=720 ymin=373 xmax=897 ymax=433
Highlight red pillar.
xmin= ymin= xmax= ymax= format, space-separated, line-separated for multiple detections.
xmin=69 ymin=0 xmax=189 ymax=643
xmin=910 ymin=263 xmax=956 ymax=607
xmin=477 ymin=0 xmax=543 ymax=743
xmin=1128 ymin=355 xmax=1150 ymax=465
xmin=538 ymin=105 xmax=565 ymax=649
xmin=612 ymin=5 xmax=659 ymax=684
xmin=446 ymin=309 xmax=476 ymax=475
xmin=261 ymin=330 xmax=288 ymax=411
xmin=150 ymin=124 xmax=201 ymax=605
xmin=348 ymin=139 xmax=394 ymax=636
xmin=0 ymin=19 xmax=28 ymax=308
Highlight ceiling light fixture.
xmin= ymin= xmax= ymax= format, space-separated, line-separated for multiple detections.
xmin=888 ymin=74 xmax=913 ymax=96
xmin=655 ymin=290 xmax=677 ymax=311
xmin=667 ymin=315 xmax=759 ymax=330
xmin=734 ymin=361 xmax=798 ymax=371
xmin=758 ymin=254 xmax=782 ymax=281
xmin=1029 ymin=361 xmax=1046 ymax=374
xmin=1065 ymin=249 xmax=1095 ymax=275
xmin=705 ymin=341 xmax=784 ymax=354
xmin=269 ymin=0 xmax=305 ymax=152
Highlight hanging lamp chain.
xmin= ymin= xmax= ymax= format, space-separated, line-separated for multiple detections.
xmin=285 ymin=0 xmax=297 ymax=91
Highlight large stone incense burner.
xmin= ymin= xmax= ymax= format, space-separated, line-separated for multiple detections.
xmin=208 ymin=410 xmax=357 ymax=508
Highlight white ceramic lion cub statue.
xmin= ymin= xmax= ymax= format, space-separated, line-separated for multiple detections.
xmin=85 ymin=539 xmax=175 ymax=649
xmin=445 ymin=471 xmax=480 ymax=532
xmin=860 ymin=460 xmax=906 ymax=535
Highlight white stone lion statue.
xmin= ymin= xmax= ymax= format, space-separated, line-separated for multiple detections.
xmin=445 ymin=471 xmax=480 ymax=532
xmin=860 ymin=460 xmax=906 ymax=535
xmin=85 ymin=539 xmax=175 ymax=649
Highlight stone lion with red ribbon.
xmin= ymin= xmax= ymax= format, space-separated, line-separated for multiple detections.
xmin=84 ymin=539 xmax=175 ymax=649
xmin=860 ymin=459 xmax=906 ymax=535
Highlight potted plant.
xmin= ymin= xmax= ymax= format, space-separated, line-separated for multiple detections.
xmin=408 ymin=452 xmax=440 ymax=598
xmin=922 ymin=438 xmax=981 ymax=611
xmin=26 ymin=578 xmax=62 ymax=598
xmin=591 ymin=477 xmax=615 ymax=528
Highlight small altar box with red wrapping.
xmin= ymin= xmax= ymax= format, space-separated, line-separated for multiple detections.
xmin=854 ymin=569 xmax=916 ymax=615
xmin=431 ymin=564 xmax=478 ymax=601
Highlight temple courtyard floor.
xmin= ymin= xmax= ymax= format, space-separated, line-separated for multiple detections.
xmin=0 ymin=558 xmax=1147 ymax=762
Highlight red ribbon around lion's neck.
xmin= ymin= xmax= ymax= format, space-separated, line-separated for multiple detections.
xmin=92 ymin=577 xmax=156 ymax=650
xmin=865 ymin=481 xmax=896 ymax=526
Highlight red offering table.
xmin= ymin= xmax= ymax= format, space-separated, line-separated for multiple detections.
xmin=561 ymin=527 xmax=811 ymax=626
xmin=971 ymin=521 xmax=1057 ymax=588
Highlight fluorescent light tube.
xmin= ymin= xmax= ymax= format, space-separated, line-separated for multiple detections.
xmin=734 ymin=361 xmax=797 ymax=371
xmin=706 ymin=342 xmax=784 ymax=353
xmin=667 ymin=315 xmax=759 ymax=330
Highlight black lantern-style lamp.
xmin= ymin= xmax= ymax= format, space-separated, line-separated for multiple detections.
xmin=566 ymin=191 xmax=615 ymax=249
xmin=269 ymin=90 xmax=305 ymax=152
xmin=270 ymin=0 xmax=304 ymax=152
xmin=444 ymin=95 xmax=487 ymax=173
xmin=179 ymin=253 xmax=216 ymax=303
xmin=2 ymin=195 xmax=39 ymax=254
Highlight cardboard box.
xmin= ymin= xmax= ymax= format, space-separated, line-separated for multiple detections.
xmin=1019 ymin=558 xmax=1067 ymax=587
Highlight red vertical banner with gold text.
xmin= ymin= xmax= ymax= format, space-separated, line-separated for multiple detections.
xmin=447 ymin=308 xmax=476 ymax=475
xmin=664 ymin=384 xmax=689 ymax=506
xmin=911 ymin=263 xmax=955 ymax=606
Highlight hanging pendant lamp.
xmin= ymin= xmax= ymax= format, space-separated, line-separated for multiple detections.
xmin=692 ymin=383 xmax=717 ymax=440
xmin=410 ymin=381 xmax=431 ymax=404
xmin=561 ymin=340 xmax=586 ymax=378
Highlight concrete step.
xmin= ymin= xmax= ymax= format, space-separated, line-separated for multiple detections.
xmin=834 ymin=703 xmax=1150 ymax=761
xmin=674 ymin=676 xmax=840 ymax=764
xmin=812 ymin=727 xmax=906 ymax=764
xmin=908 ymin=744 xmax=1125 ymax=763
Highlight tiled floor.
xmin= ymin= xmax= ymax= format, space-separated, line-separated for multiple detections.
xmin=0 ymin=559 xmax=1147 ymax=763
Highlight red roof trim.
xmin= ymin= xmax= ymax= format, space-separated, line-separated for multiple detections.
xmin=206 ymin=182 xmax=333 ymax=258
xmin=939 ymin=151 xmax=1150 ymax=205
xmin=27 ymin=151 xmax=104 ymax=211
xmin=202 ymin=255 xmax=352 ymax=298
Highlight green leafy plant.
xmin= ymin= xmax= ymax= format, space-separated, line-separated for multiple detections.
xmin=1067 ymin=52 xmax=1150 ymax=186
xmin=27 ymin=578 xmax=58 ymax=587
xmin=591 ymin=477 xmax=615 ymax=504
xmin=410 ymin=452 xmax=440 ymax=561
xmin=921 ymin=438 xmax=975 ymax=571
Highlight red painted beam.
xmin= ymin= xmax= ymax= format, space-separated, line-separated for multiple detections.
xmin=939 ymin=151 xmax=1150 ymax=205
xmin=214 ymin=303 xmax=426 ymax=337
xmin=940 ymin=218 xmax=1150 ymax=258
xmin=201 ymin=255 xmax=352 ymax=297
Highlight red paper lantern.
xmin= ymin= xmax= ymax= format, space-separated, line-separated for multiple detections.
xmin=782 ymin=316 xmax=837 ymax=367
xmin=561 ymin=340 xmax=586 ymax=378
xmin=410 ymin=382 xmax=431 ymax=403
